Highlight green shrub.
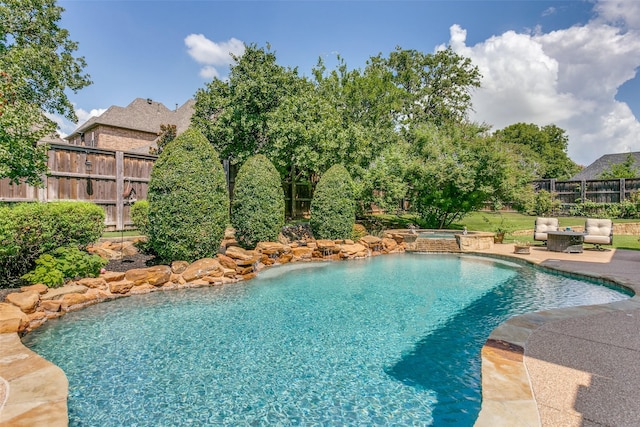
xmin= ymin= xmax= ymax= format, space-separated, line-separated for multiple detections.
xmin=129 ymin=200 xmax=153 ymax=253
xmin=130 ymin=200 xmax=150 ymax=235
xmin=533 ymin=190 xmax=560 ymax=216
xmin=21 ymin=246 xmax=107 ymax=288
xmin=147 ymin=128 xmax=229 ymax=262
xmin=310 ymin=164 xmax=356 ymax=240
xmin=352 ymin=223 xmax=368 ymax=240
xmin=0 ymin=201 xmax=105 ymax=287
xmin=619 ymin=192 xmax=640 ymax=219
xmin=569 ymin=201 xmax=622 ymax=219
xmin=231 ymin=154 xmax=284 ymax=249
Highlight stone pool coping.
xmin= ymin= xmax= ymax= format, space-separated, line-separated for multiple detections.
xmin=474 ymin=244 xmax=640 ymax=426
xmin=2 ymin=243 xmax=640 ymax=426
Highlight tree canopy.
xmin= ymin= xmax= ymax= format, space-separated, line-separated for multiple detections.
xmin=192 ymin=42 xmax=577 ymax=223
xmin=0 ymin=0 xmax=91 ymax=185
xmin=494 ymin=123 xmax=581 ymax=180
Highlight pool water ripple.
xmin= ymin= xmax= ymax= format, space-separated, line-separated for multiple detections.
xmin=23 ymin=254 xmax=629 ymax=426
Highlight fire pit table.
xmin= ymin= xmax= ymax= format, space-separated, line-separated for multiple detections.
xmin=547 ymin=231 xmax=584 ymax=253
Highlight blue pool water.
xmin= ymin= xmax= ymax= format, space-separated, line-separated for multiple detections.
xmin=23 ymin=254 xmax=630 ymax=426
xmin=417 ymin=231 xmax=457 ymax=239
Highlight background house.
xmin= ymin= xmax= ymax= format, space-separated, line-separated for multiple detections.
xmin=0 ymin=98 xmax=195 ymax=230
xmin=571 ymin=151 xmax=640 ymax=181
xmin=65 ymin=98 xmax=194 ymax=153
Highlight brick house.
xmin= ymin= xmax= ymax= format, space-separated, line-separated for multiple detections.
xmin=65 ymin=98 xmax=194 ymax=152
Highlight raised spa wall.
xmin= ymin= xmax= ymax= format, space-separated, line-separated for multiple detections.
xmin=394 ymin=229 xmax=496 ymax=253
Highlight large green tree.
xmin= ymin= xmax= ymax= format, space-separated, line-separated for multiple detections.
xmin=370 ymin=46 xmax=482 ymax=128
xmin=0 ymin=0 xmax=91 ymax=185
xmin=191 ymin=43 xmax=303 ymax=168
xmin=192 ymin=43 xmax=516 ymax=222
xmin=494 ymin=123 xmax=580 ymax=180
xmin=406 ymin=122 xmax=515 ymax=228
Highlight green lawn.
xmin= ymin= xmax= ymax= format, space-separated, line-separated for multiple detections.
xmin=108 ymin=212 xmax=640 ymax=250
xmin=365 ymin=211 xmax=640 ymax=251
xmin=102 ymin=230 xmax=143 ymax=238
xmin=457 ymin=212 xmax=640 ymax=250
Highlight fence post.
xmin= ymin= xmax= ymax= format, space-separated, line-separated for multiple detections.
xmin=116 ymin=151 xmax=124 ymax=230
xmin=620 ymin=178 xmax=626 ymax=202
xmin=550 ymin=178 xmax=556 ymax=194
xmin=581 ymin=180 xmax=586 ymax=203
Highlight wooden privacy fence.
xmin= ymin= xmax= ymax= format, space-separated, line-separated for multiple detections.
xmin=0 ymin=143 xmax=156 ymax=231
xmin=533 ymin=178 xmax=640 ymax=204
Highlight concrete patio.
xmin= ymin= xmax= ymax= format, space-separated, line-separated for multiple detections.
xmin=477 ymin=244 xmax=640 ymax=426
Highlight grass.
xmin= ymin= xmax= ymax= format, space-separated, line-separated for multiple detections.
xmin=458 ymin=212 xmax=640 ymax=250
xmin=111 ymin=212 xmax=640 ymax=250
xmin=102 ymin=230 xmax=143 ymax=238
xmin=365 ymin=211 xmax=640 ymax=251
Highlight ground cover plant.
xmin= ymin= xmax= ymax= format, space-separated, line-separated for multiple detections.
xmin=231 ymin=154 xmax=285 ymax=249
xmin=147 ymin=128 xmax=229 ymax=263
xmin=22 ymin=246 xmax=107 ymax=288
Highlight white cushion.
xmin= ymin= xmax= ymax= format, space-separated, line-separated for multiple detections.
xmin=584 ymin=218 xmax=612 ymax=245
xmin=534 ymin=217 xmax=558 ymax=241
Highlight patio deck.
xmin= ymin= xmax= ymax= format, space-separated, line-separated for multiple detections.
xmin=476 ymin=244 xmax=640 ymax=426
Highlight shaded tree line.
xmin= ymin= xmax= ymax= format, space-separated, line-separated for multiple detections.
xmin=191 ymin=43 xmax=580 ymax=228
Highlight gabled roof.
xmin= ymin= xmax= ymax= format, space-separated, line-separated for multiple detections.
xmin=66 ymin=98 xmax=195 ymax=140
xmin=570 ymin=151 xmax=640 ymax=180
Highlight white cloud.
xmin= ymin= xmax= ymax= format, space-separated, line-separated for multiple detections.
xmin=184 ymin=34 xmax=245 ymax=79
xmin=449 ymin=1 xmax=640 ymax=166
xmin=594 ymin=0 xmax=640 ymax=30
xmin=199 ymin=65 xmax=220 ymax=80
xmin=46 ymin=107 xmax=106 ymax=139
xmin=76 ymin=108 xmax=107 ymax=125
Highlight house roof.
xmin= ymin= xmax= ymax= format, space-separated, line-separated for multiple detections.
xmin=570 ymin=151 xmax=640 ymax=180
xmin=65 ymin=98 xmax=195 ymax=140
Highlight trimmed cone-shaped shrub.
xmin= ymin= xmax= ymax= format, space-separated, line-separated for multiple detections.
xmin=310 ymin=164 xmax=356 ymax=240
xmin=231 ymin=154 xmax=285 ymax=249
xmin=148 ymin=128 xmax=229 ymax=262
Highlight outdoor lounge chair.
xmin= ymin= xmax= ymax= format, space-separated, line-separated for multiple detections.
xmin=533 ymin=217 xmax=559 ymax=244
xmin=583 ymin=218 xmax=613 ymax=250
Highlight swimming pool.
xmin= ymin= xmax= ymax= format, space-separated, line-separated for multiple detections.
xmin=23 ymin=254 xmax=630 ymax=426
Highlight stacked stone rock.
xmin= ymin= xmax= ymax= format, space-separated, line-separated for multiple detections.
xmin=0 ymin=234 xmax=407 ymax=335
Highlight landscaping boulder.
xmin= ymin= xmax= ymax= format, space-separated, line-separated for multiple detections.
xmin=217 ymin=253 xmax=237 ymax=270
xmin=109 ymin=280 xmax=135 ymax=294
xmin=181 ymin=258 xmax=223 ymax=282
xmin=125 ymin=265 xmax=172 ymax=286
xmin=20 ymin=283 xmax=48 ymax=295
xmin=41 ymin=284 xmax=88 ymax=301
xmin=6 ymin=291 xmax=40 ymax=314
xmin=76 ymin=277 xmax=108 ymax=289
xmin=0 ymin=302 xmax=29 ymax=333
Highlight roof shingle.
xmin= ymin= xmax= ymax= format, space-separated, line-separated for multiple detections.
xmin=66 ymin=98 xmax=194 ymax=139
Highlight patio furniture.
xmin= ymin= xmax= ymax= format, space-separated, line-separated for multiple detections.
xmin=547 ymin=231 xmax=584 ymax=253
xmin=534 ymin=217 xmax=559 ymax=244
xmin=583 ymin=218 xmax=613 ymax=250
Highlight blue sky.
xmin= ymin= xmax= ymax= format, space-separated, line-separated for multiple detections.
xmin=55 ymin=0 xmax=640 ymax=166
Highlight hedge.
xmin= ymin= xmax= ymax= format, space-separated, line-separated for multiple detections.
xmin=0 ymin=201 xmax=105 ymax=287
